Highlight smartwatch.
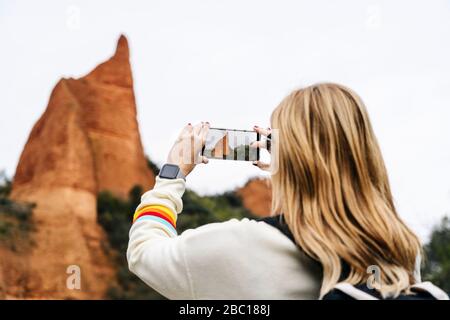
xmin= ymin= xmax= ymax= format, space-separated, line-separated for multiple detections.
xmin=159 ymin=164 xmax=186 ymax=181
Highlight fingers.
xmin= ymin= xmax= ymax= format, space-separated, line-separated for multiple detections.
xmin=199 ymin=122 xmax=210 ymax=143
xmin=193 ymin=122 xmax=203 ymax=136
xmin=192 ymin=121 xmax=210 ymax=147
xmin=253 ymin=125 xmax=272 ymax=137
xmin=188 ymin=122 xmax=210 ymax=164
xmin=252 ymin=160 xmax=271 ymax=172
xmin=201 ymin=156 xmax=209 ymax=164
xmin=180 ymin=122 xmax=209 ymax=139
xmin=177 ymin=123 xmax=193 ymax=141
xmin=181 ymin=123 xmax=193 ymax=135
xmin=194 ymin=155 xmax=210 ymax=165
xmin=191 ymin=121 xmax=207 ymax=133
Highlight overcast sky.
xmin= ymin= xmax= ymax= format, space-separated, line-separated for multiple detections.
xmin=1 ymin=0 xmax=449 ymax=240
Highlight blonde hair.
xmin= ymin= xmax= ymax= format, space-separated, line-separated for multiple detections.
xmin=270 ymin=83 xmax=422 ymax=298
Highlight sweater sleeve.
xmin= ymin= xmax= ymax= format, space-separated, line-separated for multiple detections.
xmin=127 ymin=177 xmax=320 ymax=299
xmin=126 ymin=177 xmax=194 ymax=299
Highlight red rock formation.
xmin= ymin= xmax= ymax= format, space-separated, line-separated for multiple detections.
xmin=237 ymin=178 xmax=272 ymax=217
xmin=12 ymin=35 xmax=153 ymax=198
xmin=6 ymin=35 xmax=154 ymax=299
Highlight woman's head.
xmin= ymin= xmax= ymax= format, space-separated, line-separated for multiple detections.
xmin=270 ymin=83 xmax=421 ymax=298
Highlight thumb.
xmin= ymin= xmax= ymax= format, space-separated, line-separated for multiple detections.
xmin=252 ymin=160 xmax=271 ymax=172
xmin=201 ymin=156 xmax=209 ymax=164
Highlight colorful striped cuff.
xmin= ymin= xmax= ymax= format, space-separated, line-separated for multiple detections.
xmin=133 ymin=205 xmax=177 ymax=232
xmin=134 ymin=215 xmax=177 ymax=235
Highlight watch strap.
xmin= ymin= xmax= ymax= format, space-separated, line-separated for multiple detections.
xmin=175 ymin=168 xmax=186 ymax=180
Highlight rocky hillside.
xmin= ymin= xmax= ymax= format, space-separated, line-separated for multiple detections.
xmin=4 ymin=35 xmax=154 ymax=299
xmin=237 ymin=178 xmax=272 ymax=217
xmin=1 ymin=34 xmax=272 ymax=299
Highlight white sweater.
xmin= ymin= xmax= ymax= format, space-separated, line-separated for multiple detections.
xmin=127 ymin=177 xmax=322 ymax=299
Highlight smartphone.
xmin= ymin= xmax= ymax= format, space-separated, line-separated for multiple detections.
xmin=202 ymin=128 xmax=260 ymax=161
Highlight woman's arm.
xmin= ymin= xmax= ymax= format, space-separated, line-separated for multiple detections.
xmin=127 ymin=182 xmax=321 ymax=300
xmin=127 ymin=122 xmax=209 ymax=299
xmin=126 ymin=123 xmax=317 ymax=299
xmin=126 ymin=176 xmax=195 ymax=299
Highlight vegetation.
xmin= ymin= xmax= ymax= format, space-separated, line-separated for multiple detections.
xmin=97 ymin=184 xmax=164 ymax=299
xmin=97 ymin=159 xmax=450 ymax=299
xmin=146 ymin=157 xmax=160 ymax=176
xmin=0 ymin=170 xmax=12 ymax=197
xmin=0 ymin=171 xmax=34 ymax=251
xmin=97 ymin=159 xmax=254 ymax=299
xmin=1 ymin=161 xmax=449 ymax=299
xmin=422 ymin=216 xmax=450 ymax=292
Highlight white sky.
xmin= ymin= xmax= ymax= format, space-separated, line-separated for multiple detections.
xmin=0 ymin=0 xmax=449 ymax=240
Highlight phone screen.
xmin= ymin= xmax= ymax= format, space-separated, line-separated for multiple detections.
xmin=202 ymin=128 xmax=260 ymax=161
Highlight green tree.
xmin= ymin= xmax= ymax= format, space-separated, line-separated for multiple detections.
xmin=97 ymin=183 xmax=255 ymax=298
xmin=0 ymin=171 xmax=34 ymax=251
xmin=146 ymin=157 xmax=160 ymax=176
xmin=97 ymin=185 xmax=165 ymax=299
xmin=0 ymin=170 xmax=11 ymax=197
xmin=422 ymin=216 xmax=450 ymax=292
xmin=97 ymin=159 xmax=255 ymax=299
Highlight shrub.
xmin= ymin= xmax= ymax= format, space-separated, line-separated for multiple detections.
xmin=0 ymin=170 xmax=11 ymax=197
xmin=422 ymin=216 xmax=450 ymax=292
xmin=97 ymin=185 xmax=165 ymax=299
xmin=97 ymin=175 xmax=254 ymax=299
xmin=146 ymin=157 xmax=160 ymax=176
xmin=0 ymin=175 xmax=34 ymax=250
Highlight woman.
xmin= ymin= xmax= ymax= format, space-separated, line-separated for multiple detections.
xmin=127 ymin=83 xmax=446 ymax=300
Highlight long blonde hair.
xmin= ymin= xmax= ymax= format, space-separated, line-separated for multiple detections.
xmin=270 ymin=83 xmax=422 ymax=298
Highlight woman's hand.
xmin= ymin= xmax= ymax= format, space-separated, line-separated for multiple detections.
xmin=251 ymin=125 xmax=272 ymax=171
xmin=167 ymin=122 xmax=210 ymax=177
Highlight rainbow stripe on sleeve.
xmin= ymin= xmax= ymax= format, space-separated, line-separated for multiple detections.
xmin=133 ymin=205 xmax=177 ymax=235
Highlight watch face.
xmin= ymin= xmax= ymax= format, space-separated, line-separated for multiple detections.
xmin=161 ymin=164 xmax=179 ymax=178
